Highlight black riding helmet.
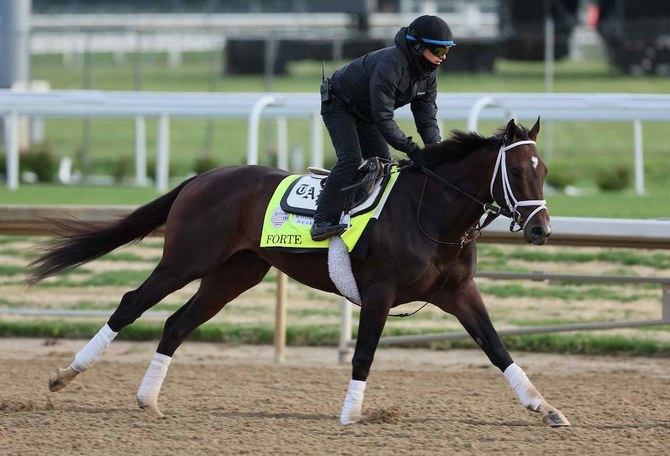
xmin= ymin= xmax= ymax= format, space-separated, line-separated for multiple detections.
xmin=406 ymin=15 xmax=455 ymax=57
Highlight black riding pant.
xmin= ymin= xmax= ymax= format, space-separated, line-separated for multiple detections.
xmin=315 ymin=97 xmax=391 ymax=222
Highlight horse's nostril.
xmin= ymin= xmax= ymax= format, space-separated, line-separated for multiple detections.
xmin=531 ymin=226 xmax=549 ymax=238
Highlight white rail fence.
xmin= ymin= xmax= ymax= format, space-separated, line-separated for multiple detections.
xmin=3 ymin=90 xmax=670 ymax=193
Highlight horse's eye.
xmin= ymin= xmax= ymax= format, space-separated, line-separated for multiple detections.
xmin=510 ymin=167 xmax=523 ymax=179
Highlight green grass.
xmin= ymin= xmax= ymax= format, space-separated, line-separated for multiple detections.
xmin=33 ymin=54 xmax=670 ymax=94
xmin=38 ymin=269 xmax=153 ymax=287
xmin=0 ymin=264 xmax=26 ymax=276
xmin=477 ymin=244 xmax=670 ymax=268
xmin=478 ymin=283 xmax=650 ymax=302
xmin=0 ymin=183 xmax=164 ymax=205
xmin=2 ymin=320 xmax=668 ymax=357
xmin=545 ymin=192 xmax=669 ymax=219
xmin=503 ymin=247 xmax=670 ymax=269
xmin=104 ymin=252 xmax=160 ymax=262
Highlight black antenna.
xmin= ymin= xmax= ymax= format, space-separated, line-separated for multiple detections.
xmin=321 ymin=61 xmax=326 ymax=82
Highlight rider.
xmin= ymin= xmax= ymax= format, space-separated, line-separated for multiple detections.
xmin=310 ymin=15 xmax=455 ymax=241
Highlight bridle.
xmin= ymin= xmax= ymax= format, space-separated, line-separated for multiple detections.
xmin=491 ymin=139 xmax=547 ymax=232
xmin=414 ymin=138 xmax=548 ymax=244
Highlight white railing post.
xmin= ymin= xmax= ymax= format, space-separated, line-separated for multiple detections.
xmin=310 ymin=113 xmax=323 ymax=168
xmin=274 ymin=269 xmax=288 ymax=363
xmin=156 ymin=113 xmax=170 ymax=192
xmin=467 ymin=96 xmax=496 ymax=132
xmin=633 ymin=119 xmax=645 ymax=195
xmin=247 ymin=95 xmax=278 ymax=165
xmin=4 ymin=110 xmax=20 ymax=191
xmin=276 ymin=116 xmax=288 ymax=171
xmin=338 ymin=297 xmax=353 ymax=364
xmin=134 ymin=116 xmax=147 ymax=186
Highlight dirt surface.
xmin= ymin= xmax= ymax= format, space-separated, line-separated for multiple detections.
xmin=1 ymin=338 xmax=669 ymax=455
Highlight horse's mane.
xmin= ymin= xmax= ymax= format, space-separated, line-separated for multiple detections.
xmin=403 ymin=124 xmax=531 ymax=169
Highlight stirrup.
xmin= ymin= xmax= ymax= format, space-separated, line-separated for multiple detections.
xmin=310 ymin=221 xmax=347 ymax=241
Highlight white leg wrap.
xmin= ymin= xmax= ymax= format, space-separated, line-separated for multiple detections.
xmin=340 ymin=380 xmax=366 ymax=425
xmin=136 ymin=353 xmax=172 ymax=405
xmin=504 ymin=363 xmax=544 ymax=411
xmin=70 ymin=324 xmax=118 ymax=373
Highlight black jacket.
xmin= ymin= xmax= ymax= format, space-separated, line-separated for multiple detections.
xmin=329 ymin=27 xmax=441 ymax=153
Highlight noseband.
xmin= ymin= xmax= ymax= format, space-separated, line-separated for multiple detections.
xmin=491 ymin=140 xmax=547 ymax=232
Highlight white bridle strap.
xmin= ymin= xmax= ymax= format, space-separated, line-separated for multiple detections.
xmin=502 ymin=140 xmax=536 ymax=152
xmin=490 ymin=139 xmax=547 ymax=230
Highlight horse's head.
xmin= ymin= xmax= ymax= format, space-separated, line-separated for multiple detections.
xmin=491 ymin=118 xmax=551 ymax=245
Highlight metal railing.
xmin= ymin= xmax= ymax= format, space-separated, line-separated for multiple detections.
xmin=3 ymin=90 xmax=670 ymax=193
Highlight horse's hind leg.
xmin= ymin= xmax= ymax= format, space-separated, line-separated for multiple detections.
xmin=48 ymin=259 xmax=204 ymax=393
xmin=433 ymin=280 xmax=570 ymax=427
xmin=136 ymin=252 xmax=271 ymax=417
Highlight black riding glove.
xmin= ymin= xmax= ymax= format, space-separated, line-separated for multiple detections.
xmin=406 ymin=144 xmax=426 ymax=167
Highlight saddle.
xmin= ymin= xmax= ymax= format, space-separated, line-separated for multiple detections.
xmin=281 ymin=157 xmax=392 ymax=217
xmin=344 ymin=157 xmax=391 ymax=212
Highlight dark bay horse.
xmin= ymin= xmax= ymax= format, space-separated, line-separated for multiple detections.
xmin=31 ymin=118 xmax=570 ymax=427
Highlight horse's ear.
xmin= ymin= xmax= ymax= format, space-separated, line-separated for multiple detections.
xmin=504 ymin=118 xmax=517 ymax=143
xmin=529 ymin=116 xmax=541 ymax=141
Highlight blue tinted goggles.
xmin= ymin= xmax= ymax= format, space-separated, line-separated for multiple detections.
xmin=406 ymin=35 xmax=455 ymax=57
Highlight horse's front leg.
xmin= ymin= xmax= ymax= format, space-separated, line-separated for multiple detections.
xmin=341 ymin=287 xmax=394 ymax=425
xmin=434 ymin=280 xmax=570 ymax=427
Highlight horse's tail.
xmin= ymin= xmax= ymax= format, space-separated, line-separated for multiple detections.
xmin=28 ymin=176 xmax=198 ymax=284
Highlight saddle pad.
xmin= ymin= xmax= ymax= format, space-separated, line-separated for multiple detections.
xmin=280 ymin=167 xmax=392 ymax=217
xmin=279 ymin=174 xmax=325 ymax=216
xmin=260 ymin=168 xmax=399 ymax=251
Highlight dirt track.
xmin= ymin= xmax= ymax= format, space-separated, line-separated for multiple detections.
xmin=1 ymin=338 xmax=669 ymax=455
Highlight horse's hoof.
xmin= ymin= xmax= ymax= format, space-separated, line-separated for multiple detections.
xmin=139 ymin=404 xmax=165 ymax=418
xmin=340 ymin=416 xmax=360 ymax=425
xmin=137 ymin=397 xmax=165 ymax=418
xmin=48 ymin=367 xmax=78 ymax=392
xmin=542 ymin=409 xmax=571 ymax=427
xmin=340 ymin=403 xmax=362 ymax=425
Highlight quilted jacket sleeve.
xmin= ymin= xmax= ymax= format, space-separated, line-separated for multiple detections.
xmin=411 ymin=75 xmax=441 ymax=145
xmin=368 ymin=59 xmax=417 ymax=153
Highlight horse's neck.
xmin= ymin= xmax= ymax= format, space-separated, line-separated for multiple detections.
xmin=430 ymin=154 xmax=497 ymax=230
xmin=395 ymin=169 xmax=488 ymax=244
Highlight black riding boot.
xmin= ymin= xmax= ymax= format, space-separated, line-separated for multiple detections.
xmin=310 ymin=218 xmax=348 ymax=241
xmin=310 ymin=161 xmax=356 ymax=241
xmin=310 ymin=183 xmax=348 ymax=241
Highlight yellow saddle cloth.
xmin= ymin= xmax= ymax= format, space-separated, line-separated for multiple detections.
xmin=260 ymin=167 xmax=399 ymax=251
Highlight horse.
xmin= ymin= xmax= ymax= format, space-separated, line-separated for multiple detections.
xmin=30 ymin=118 xmax=570 ymax=427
